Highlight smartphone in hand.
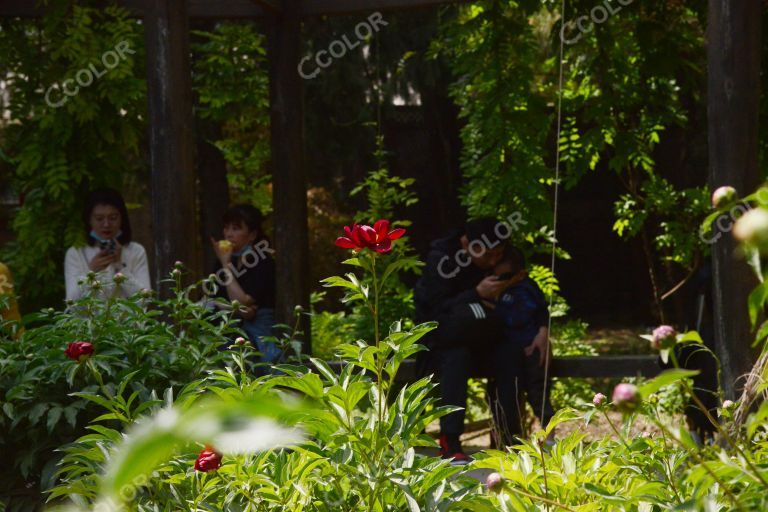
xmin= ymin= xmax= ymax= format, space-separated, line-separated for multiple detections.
xmin=99 ymin=239 xmax=116 ymax=255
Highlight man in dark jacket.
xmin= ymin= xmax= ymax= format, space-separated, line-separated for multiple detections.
xmin=415 ymin=217 xmax=537 ymax=462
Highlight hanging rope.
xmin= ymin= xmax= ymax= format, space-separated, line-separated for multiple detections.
xmin=540 ymin=0 xmax=567 ymax=436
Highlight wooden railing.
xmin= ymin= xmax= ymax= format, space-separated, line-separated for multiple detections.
xmin=322 ymin=355 xmax=660 ymax=381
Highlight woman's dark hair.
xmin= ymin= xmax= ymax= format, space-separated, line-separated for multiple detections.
xmin=83 ymin=188 xmax=132 ymax=245
xmin=223 ymin=204 xmax=267 ymax=241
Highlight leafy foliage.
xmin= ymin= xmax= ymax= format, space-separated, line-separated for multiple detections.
xmin=192 ymin=22 xmax=272 ymax=213
xmin=46 ymin=228 xmax=496 ymax=511
xmin=433 ymin=0 xmax=710 ymax=317
xmin=0 ymin=2 xmax=147 ymax=310
xmin=0 ymin=272 xmax=238 ymax=507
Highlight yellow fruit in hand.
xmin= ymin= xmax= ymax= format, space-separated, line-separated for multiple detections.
xmin=218 ymin=240 xmax=233 ymax=251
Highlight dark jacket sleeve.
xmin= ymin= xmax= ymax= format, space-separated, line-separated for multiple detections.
xmin=414 ymin=247 xmax=480 ymax=321
xmin=530 ymin=280 xmax=550 ymax=329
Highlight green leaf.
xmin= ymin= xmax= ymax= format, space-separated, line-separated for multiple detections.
xmin=678 ymin=331 xmax=703 ymax=344
xmin=748 ymin=282 xmax=768 ymax=328
xmin=46 ymin=406 xmax=63 ymax=433
xmin=268 ymin=373 xmax=324 ymax=400
xmin=639 ymin=369 xmax=699 ymax=398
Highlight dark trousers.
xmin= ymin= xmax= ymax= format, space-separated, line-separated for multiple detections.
xmin=421 ymin=302 xmax=553 ymax=445
xmin=435 ymin=344 xmax=554 ymax=445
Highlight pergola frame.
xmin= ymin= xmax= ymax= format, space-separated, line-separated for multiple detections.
xmin=0 ymin=0 xmax=761 ymax=396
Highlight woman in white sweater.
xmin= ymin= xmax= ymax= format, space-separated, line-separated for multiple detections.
xmin=64 ymin=189 xmax=151 ymax=301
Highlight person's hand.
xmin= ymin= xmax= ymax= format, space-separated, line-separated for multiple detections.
xmin=506 ymin=270 xmax=527 ymax=286
xmin=211 ymin=237 xmax=233 ymax=266
xmin=476 ymin=275 xmax=510 ymax=300
xmin=110 ymin=242 xmax=123 ymax=269
xmin=89 ymin=250 xmax=115 ymax=272
xmin=525 ymin=328 xmax=550 ymax=367
xmin=240 ymin=305 xmax=258 ymax=320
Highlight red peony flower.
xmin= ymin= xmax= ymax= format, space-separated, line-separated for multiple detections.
xmin=64 ymin=341 xmax=94 ymax=363
xmin=194 ymin=445 xmax=222 ymax=472
xmin=335 ymin=220 xmax=405 ymax=254
xmin=364 ymin=220 xmax=406 ymax=254
xmin=335 ymin=223 xmax=369 ymax=252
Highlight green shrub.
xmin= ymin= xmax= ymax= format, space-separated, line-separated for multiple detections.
xmin=47 ymin=222 xmax=496 ymax=511
xmin=0 ymin=271 xmax=238 ymax=508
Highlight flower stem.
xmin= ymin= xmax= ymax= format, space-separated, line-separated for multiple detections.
xmin=651 ymin=416 xmax=744 ymax=510
xmin=670 ymin=346 xmax=768 ymax=489
xmin=601 ymin=410 xmax=631 ymax=450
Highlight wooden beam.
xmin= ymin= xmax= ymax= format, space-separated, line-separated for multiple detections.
xmin=299 ymin=0 xmax=474 ymax=16
xmin=0 ymin=0 xmax=467 ymax=18
xmin=144 ymin=0 xmax=200 ymax=296
xmin=707 ymin=0 xmax=762 ymax=398
xmin=267 ymin=0 xmax=312 ymax=351
xmin=0 ymin=0 xmax=265 ymax=19
xmin=250 ymin=0 xmax=282 ymax=14
xmin=188 ymin=0 xmax=265 ymax=18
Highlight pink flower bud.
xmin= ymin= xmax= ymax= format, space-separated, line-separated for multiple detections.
xmin=651 ymin=325 xmax=677 ymax=350
xmin=486 ymin=472 xmax=504 ymax=493
xmin=235 ymin=337 xmax=247 ymax=346
xmin=174 ymin=260 xmax=184 ymax=270
xmin=733 ymin=208 xmax=768 ymax=245
xmin=641 ymin=431 xmax=651 ymax=439
xmin=711 ymin=186 xmax=736 ymax=208
xmin=612 ymin=383 xmax=640 ymax=412
xmin=722 ymin=400 xmax=734 ymax=409
xmin=113 ymin=272 xmax=127 ymax=284
xmin=592 ymin=393 xmax=607 ymax=406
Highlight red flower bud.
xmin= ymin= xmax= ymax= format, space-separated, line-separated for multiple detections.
xmin=64 ymin=341 xmax=94 ymax=363
xmin=194 ymin=446 xmax=222 ymax=472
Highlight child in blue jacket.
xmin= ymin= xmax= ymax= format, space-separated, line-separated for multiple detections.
xmin=490 ymin=245 xmax=554 ymax=430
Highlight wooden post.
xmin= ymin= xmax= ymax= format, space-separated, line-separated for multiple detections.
xmin=196 ymin=120 xmax=230 ymax=274
xmin=267 ymin=2 xmax=311 ymax=351
xmin=144 ymin=0 xmax=200 ymax=295
xmin=707 ymin=0 xmax=762 ymax=398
